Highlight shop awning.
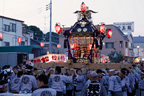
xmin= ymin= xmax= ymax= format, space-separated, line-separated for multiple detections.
xmin=0 ymin=45 xmax=41 ymax=53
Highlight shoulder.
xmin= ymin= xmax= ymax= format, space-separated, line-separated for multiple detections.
xmin=0 ymin=93 xmax=14 ymax=96
xmin=32 ymin=88 xmax=56 ymax=96
xmin=109 ymin=76 xmax=115 ymax=80
xmin=125 ymin=76 xmax=129 ymax=80
xmin=85 ymin=80 xmax=91 ymax=86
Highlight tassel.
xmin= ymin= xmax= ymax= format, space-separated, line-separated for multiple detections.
xmin=64 ymin=39 xmax=67 ymax=48
xmin=99 ymin=39 xmax=103 ymax=50
xmin=94 ymin=39 xmax=99 ymax=48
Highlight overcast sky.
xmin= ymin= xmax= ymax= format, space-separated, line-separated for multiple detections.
xmin=0 ymin=0 xmax=144 ymax=36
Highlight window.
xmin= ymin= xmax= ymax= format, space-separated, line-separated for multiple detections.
xmin=122 ymin=26 xmax=126 ymax=30
xmin=5 ymin=42 xmax=10 ymax=46
xmin=127 ymin=26 xmax=131 ymax=30
xmin=125 ymin=42 xmax=128 ymax=48
xmin=105 ymin=42 xmax=114 ymax=48
xmin=10 ymin=23 xmax=16 ymax=32
xmin=120 ymin=41 xmax=123 ymax=48
xmin=4 ymin=24 xmax=10 ymax=32
xmin=21 ymin=41 xmax=25 ymax=46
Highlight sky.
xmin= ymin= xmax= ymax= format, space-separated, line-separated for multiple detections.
xmin=0 ymin=0 xmax=144 ymax=36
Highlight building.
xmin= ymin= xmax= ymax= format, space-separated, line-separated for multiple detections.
xmin=43 ymin=32 xmax=59 ymax=54
xmin=0 ymin=16 xmax=30 ymax=46
xmin=133 ymin=36 xmax=144 ymax=58
xmin=23 ymin=26 xmax=34 ymax=46
xmin=0 ymin=16 xmax=42 ymax=60
xmin=101 ymin=25 xmax=134 ymax=62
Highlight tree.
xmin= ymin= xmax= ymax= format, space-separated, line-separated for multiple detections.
xmin=28 ymin=25 xmax=43 ymax=41
xmin=108 ymin=51 xmax=124 ymax=63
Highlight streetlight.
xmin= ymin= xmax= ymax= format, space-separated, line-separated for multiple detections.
xmin=137 ymin=46 xmax=140 ymax=57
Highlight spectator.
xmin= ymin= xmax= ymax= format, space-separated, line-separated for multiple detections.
xmin=108 ymin=69 xmax=123 ymax=96
xmin=97 ymin=69 xmax=109 ymax=94
xmin=32 ymin=74 xmax=56 ymax=96
xmin=81 ymin=71 xmax=107 ymax=96
xmin=19 ymin=70 xmax=37 ymax=93
xmin=48 ymin=66 xmax=73 ymax=96
xmin=0 ymin=80 xmax=14 ymax=96
xmin=10 ymin=71 xmax=23 ymax=93
xmin=74 ymin=68 xmax=86 ymax=96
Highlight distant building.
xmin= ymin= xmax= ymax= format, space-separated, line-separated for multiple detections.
xmin=133 ymin=36 xmax=144 ymax=58
xmin=22 ymin=26 xmax=34 ymax=45
xmin=0 ymin=16 xmax=30 ymax=46
xmin=44 ymin=32 xmax=59 ymax=54
xmin=101 ymin=25 xmax=134 ymax=62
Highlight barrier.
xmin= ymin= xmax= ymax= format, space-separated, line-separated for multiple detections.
xmin=34 ymin=63 xmax=131 ymax=70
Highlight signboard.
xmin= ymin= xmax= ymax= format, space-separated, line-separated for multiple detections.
xmin=113 ymin=22 xmax=134 ymax=32
xmin=28 ymin=54 xmax=68 ymax=63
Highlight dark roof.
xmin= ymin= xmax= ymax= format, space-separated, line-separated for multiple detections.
xmin=23 ymin=27 xmax=34 ymax=33
xmin=0 ymin=16 xmax=24 ymax=22
xmin=133 ymin=36 xmax=144 ymax=43
xmin=94 ymin=24 xmax=129 ymax=41
xmin=113 ymin=25 xmax=129 ymax=41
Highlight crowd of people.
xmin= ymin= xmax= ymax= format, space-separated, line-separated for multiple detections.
xmin=0 ymin=63 xmax=144 ymax=96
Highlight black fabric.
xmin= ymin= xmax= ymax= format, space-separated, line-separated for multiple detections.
xmin=66 ymin=90 xmax=72 ymax=96
xmin=87 ymin=82 xmax=101 ymax=96
xmin=64 ymin=39 xmax=67 ymax=48
xmin=56 ymin=91 xmax=63 ymax=96
xmin=39 ymin=85 xmax=48 ymax=88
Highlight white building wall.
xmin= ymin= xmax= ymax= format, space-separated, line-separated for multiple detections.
xmin=0 ymin=17 xmax=30 ymax=46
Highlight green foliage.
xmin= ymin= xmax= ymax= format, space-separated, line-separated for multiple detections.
xmin=108 ymin=51 xmax=124 ymax=63
xmin=28 ymin=25 xmax=43 ymax=40
xmin=45 ymin=32 xmax=59 ymax=43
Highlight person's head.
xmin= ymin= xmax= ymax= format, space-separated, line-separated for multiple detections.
xmin=105 ymin=68 xmax=109 ymax=73
xmin=132 ymin=64 xmax=136 ymax=69
xmin=17 ymin=71 xmax=23 ymax=78
xmin=49 ymin=68 xmax=54 ymax=74
xmin=26 ymin=69 xmax=33 ymax=75
xmin=66 ymin=68 xmax=70 ymax=75
xmin=89 ymin=71 xmax=98 ymax=81
xmin=121 ymin=68 xmax=129 ymax=75
xmin=0 ymin=80 xmax=8 ymax=93
xmin=55 ymin=66 xmax=61 ymax=74
xmin=140 ymin=69 xmax=144 ymax=77
xmin=31 ymin=60 xmax=34 ymax=63
xmin=138 ymin=64 xmax=143 ymax=70
xmin=76 ymin=68 xmax=82 ymax=75
xmin=108 ymin=69 xmax=115 ymax=76
xmin=13 ymin=66 xmax=19 ymax=74
xmin=115 ymin=70 xmax=121 ymax=76
xmin=45 ymin=68 xmax=50 ymax=75
xmin=70 ymin=68 xmax=75 ymax=76
xmin=96 ymin=69 xmax=103 ymax=78
xmin=37 ymin=74 xmax=48 ymax=88
xmin=81 ymin=68 xmax=87 ymax=75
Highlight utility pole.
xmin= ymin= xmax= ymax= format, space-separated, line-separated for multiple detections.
xmin=49 ymin=0 xmax=52 ymax=53
xmin=137 ymin=46 xmax=140 ymax=57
